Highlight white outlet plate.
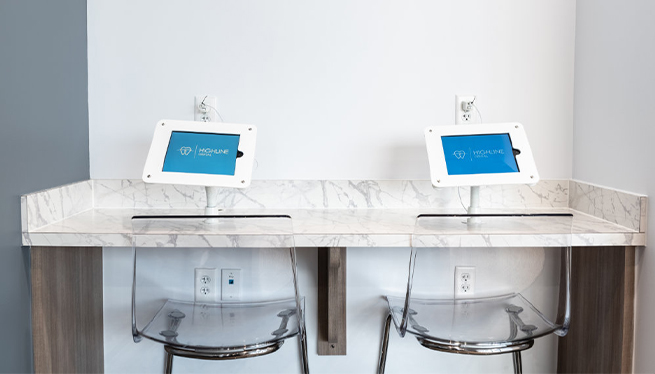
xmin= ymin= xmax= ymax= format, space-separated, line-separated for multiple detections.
xmin=195 ymin=95 xmax=219 ymax=122
xmin=455 ymin=95 xmax=477 ymax=124
xmin=195 ymin=268 xmax=219 ymax=303
xmin=221 ymin=269 xmax=242 ymax=301
xmin=455 ymin=266 xmax=476 ymax=299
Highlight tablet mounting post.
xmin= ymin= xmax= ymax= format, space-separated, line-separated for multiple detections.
xmin=467 ymin=186 xmax=481 ymax=225
xmin=205 ymin=186 xmax=220 ymax=216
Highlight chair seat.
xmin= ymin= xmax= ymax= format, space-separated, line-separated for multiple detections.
xmin=385 ymin=293 xmax=562 ymax=352
xmin=138 ymin=298 xmax=302 ymax=350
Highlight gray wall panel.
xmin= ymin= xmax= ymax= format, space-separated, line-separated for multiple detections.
xmin=0 ymin=0 xmax=89 ymax=372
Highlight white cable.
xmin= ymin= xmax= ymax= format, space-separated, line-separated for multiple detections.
xmin=199 ymin=96 xmax=225 ymax=122
xmin=457 ymin=186 xmax=468 ymax=211
xmin=471 ymin=102 xmax=482 ymax=123
xmin=204 ymin=103 xmax=225 ymax=122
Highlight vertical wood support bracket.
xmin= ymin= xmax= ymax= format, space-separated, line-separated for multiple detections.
xmin=31 ymin=246 xmax=104 ymax=373
xmin=317 ymin=247 xmax=347 ymax=355
xmin=557 ymin=246 xmax=635 ymax=373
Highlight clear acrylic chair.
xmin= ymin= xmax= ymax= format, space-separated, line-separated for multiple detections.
xmin=131 ymin=215 xmax=309 ymax=373
xmin=378 ymin=213 xmax=573 ymax=374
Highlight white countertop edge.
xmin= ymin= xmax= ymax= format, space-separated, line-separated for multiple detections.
xmin=22 ymin=232 xmax=646 ymax=248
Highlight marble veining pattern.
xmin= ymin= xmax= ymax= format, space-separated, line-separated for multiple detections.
xmin=412 ymin=234 xmax=573 ymax=248
xmin=21 ymin=207 xmax=645 ymax=248
xmin=22 ymin=180 xmax=93 ymax=231
xmin=92 ymin=179 xmax=569 ymax=210
xmin=23 ymin=231 xmax=644 ymax=248
xmin=93 ymin=179 xmax=207 ymax=209
xmin=569 ymin=180 xmax=646 ymax=232
xmin=21 ymin=179 xmax=646 ymax=248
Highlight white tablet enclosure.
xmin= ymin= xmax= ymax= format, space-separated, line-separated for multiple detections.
xmin=424 ymin=123 xmax=539 ymax=187
xmin=142 ymin=120 xmax=257 ymax=188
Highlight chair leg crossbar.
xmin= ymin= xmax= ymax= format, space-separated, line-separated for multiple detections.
xmin=377 ymin=312 xmax=527 ymax=374
xmin=163 ymin=327 xmax=309 ymax=374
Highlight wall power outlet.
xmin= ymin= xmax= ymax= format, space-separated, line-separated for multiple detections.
xmin=454 ymin=266 xmax=476 ymax=299
xmin=195 ymin=268 xmax=219 ymax=303
xmin=455 ymin=95 xmax=477 ymax=124
xmin=194 ymin=95 xmax=219 ymax=122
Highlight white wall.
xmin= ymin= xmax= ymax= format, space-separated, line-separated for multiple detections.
xmin=88 ymin=0 xmax=575 ymax=181
xmin=88 ymin=1 xmax=577 ymax=373
xmin=105 ymin=245 xmax=563 ymax=374
xmin=573 ymin=1 xmax=655 ymax=372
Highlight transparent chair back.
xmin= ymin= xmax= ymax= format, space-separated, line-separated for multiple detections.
xmin=387 ymin=213 xmax=573 ymax=352
xmin=131 ymin=215 xmax=305 ymax=353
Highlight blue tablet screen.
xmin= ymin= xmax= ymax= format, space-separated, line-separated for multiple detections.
xmin=162 ymin=131 xmax=240 ymax=176
xmin=441 ymin=133 xmax=519 ymax=175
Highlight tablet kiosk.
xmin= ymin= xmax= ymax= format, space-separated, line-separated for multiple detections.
xmin=142 ymin=120 xmax=257 ymax=188
xmin=424 ymin=123 xmax=539 ymax=187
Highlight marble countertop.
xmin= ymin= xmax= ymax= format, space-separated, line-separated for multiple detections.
xmin=21 ymin=180 xmax=647 ymax=248
xmin=22 ymin=207 xmax=644 ymax=248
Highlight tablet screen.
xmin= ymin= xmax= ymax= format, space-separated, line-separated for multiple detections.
xmin=162 ymin=131 xmax=240 ymax=176
xmin=441 ymin=133 xmax=519 ymax=175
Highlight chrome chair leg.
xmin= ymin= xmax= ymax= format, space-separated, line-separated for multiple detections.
xmin=164 ymin=348 xmax=174 ymax=374
xmin=512 ymin=351 xmax=522 ymax=374
xmin=378 ymin=313 xmax=393 ymax=374
xmin=299 ymin=323 xmax=310 ymax=374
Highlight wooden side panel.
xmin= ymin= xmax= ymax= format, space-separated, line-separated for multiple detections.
xmin=317 ymin=247 xmax=347 ymax=355
xmin=31 ymin=246 xmax=104 ymax=373
xmin=622 ymin=246 xmax=635 ymax=373
xmin=557 ymin=246 xmax=635 ymax=373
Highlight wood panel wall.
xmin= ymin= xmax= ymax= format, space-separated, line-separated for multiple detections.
xmin=557 ymin=246 xmax=635 ymax=373
xmin=31 ymin=246 xmax=104 ymax=373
